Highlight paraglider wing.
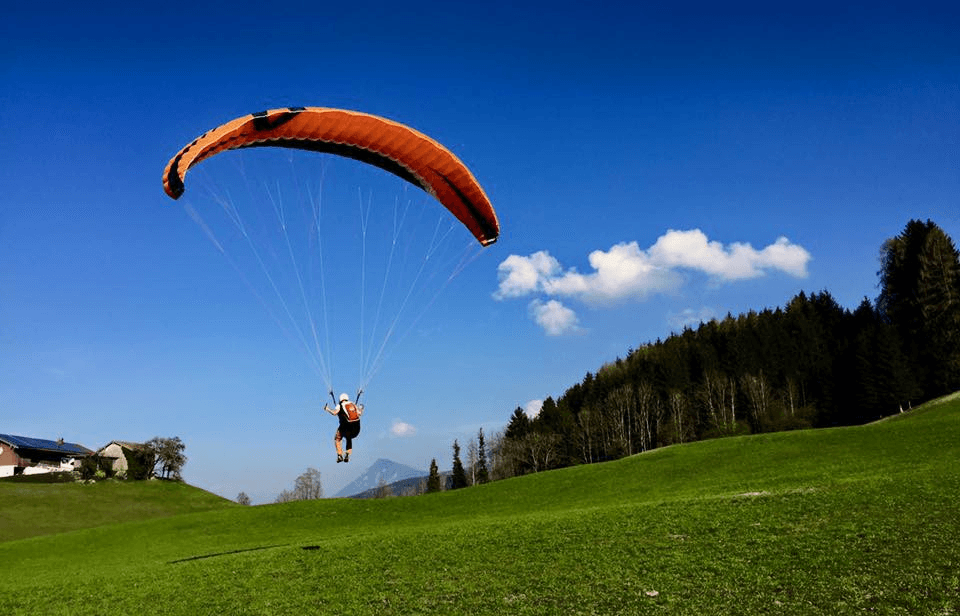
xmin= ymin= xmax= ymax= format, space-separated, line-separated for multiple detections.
xmin=163 ymin=107 xmax=499 ymax=246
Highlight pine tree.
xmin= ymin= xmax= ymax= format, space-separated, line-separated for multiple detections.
xmin=475 ymin=428 xmax=490 ymax=484
xmin=426 ymin=458 xmax=441 ymax=493
xmin=451 ymin=440 xmax=468 ymax=489
xmin=504 ymin=407 xmax=531 ymax=440
xmin=878 ymin=220 xmax=960 ymax=397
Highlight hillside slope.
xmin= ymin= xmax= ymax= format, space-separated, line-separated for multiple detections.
xmin=0 ymin=479 xmax=234 ymax=542
xmin=1 ymin=393 xmax=957 ymax=614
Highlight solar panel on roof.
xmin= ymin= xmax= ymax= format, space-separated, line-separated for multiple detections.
xmin=0 ymin=434 xmax=91 ymax=455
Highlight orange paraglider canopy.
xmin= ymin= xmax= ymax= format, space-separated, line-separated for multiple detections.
xmin=163 ymin=107 xmax=499 ymax=246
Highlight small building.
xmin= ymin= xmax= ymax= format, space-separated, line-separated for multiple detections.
xmin=97 ymin=441 xmax=149 ymax=474
xmin=0 ymin=434 xmax=92 ymax=477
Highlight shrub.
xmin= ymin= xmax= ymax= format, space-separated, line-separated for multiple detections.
xmin=78 ymin=455 xmax=113 ymax=481
xmin=124 ymin=447 xmax=154 ymax=480
xmin=0 ymin=471 xmax=75 ymax=484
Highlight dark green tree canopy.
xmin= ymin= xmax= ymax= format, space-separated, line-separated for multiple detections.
xmin=426 ymin=458 xmax=441 ymax=493
xmin=146 ymin=436 xmax=187 ymax=480
xmin=878 ymin=219 xmax=960 ymax=395
xmin=505 ymin=407 xmax=530 ymax=440
xmin=450 ymin=440 xmax=468 ymax=490
xmin=475 ymin=428 xmax=490 ymax=485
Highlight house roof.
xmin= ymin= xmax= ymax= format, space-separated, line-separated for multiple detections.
xmin=97 ymin=440 xmax=148 ymax=456
xmin=0 ymin=434 xmax=92 ymax=457
xmin=112 ymin=440 xmax=148 ymax=450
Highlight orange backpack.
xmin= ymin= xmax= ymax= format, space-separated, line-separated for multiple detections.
xmin=342 ymin=401 xmax=360 ymax=422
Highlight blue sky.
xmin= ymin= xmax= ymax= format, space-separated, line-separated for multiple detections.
xmin=2 ymin=2 xmax=958 ymax=502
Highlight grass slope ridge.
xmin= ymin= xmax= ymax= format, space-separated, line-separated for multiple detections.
xmin=0 ymin=480 xmax=234 ymax=542
xmin=2 ymin=394 xmax=958 ymax=615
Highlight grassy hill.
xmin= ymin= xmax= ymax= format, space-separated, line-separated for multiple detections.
xmin=1 ymin=393 xmax=958 ymax=615
xmin=0 ymin=479 xmax=235 ymax=542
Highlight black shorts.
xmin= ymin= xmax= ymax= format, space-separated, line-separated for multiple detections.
xmin=338 ymin=421 xmax=361 ymax=439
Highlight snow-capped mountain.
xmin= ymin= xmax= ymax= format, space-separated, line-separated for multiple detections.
xmin=334 ymin=458 xmax=426 ymax=498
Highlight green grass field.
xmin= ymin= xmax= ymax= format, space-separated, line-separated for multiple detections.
xmin=0 ymin=479 xmax=235 ymax=542
xmin=2 ymin=394 xmax=958 ymax=615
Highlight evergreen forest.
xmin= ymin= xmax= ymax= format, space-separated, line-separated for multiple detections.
xmin=487 ymin=219 xmax=960 ymax=479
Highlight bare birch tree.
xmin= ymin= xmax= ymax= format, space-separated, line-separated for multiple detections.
xmin=522 ymin=432 xmax=561 ymax=473
xmin=668 ymin=390 xmax=692 ymax=444
xmin=699 ymin=370 xmax=723 ymax=433
xmin=741 ymin=372 xmax=771 ymax=431
xmin=292 ymin=467 xmax=324 ymax=500
xmin=487 ymin=430 xmax=519 ymax=480
xmin=374 ymin=476 xmax=393 ymax=499
xmin=607 ymin=384 xmax=636 ymax=456
xmin=635 ymin=380 xmax=657 ymax=451
xmin=466 ymin=436 xmax=479 ymax=486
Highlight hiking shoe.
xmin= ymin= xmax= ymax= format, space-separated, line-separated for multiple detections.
xmin=337 ymin=454 xmax=344 ymax=463
xmin=344 ymin=453 xmax=350 ymax=463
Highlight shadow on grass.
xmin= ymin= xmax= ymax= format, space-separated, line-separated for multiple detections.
xmin=168 ymin=544 xmax=289 ymax=564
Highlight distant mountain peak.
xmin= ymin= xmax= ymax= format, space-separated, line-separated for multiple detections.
xmin=334 ymin=458 xmax=425 ymax=498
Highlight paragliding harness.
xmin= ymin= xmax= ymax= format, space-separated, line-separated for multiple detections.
xmin=341 ymin=401 xmax=361 ymax=422
xmin=329 ymin=389 xmax=363 ymax=423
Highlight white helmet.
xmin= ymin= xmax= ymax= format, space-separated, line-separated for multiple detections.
xmin=339 ymin=393 xmax=349 ymax=403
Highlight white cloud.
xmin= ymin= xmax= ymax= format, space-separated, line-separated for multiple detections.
xmin=648 ymin=229 xmax=811 ymax=280
xmin=390 ymin=420 xmax=417 ymax=437
xmin=493 ymin=229 xmax=811 ymax=335
xmin=493 ymin=251 xmax=561 ymax=299
xmin=524 ymin=399 xmax=544 ymax=418
xmin=529 ymin=299 xmax=581 ymax=336
xmin=756 ymin=236 xmax=812 ymax=278
xmin=544 ymin=241 xmax=682 ymax=304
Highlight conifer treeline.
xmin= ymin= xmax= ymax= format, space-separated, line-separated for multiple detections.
xmin=487 ymin=219 xmax=960 ymax=480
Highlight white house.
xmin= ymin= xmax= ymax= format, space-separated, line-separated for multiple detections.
xmin=0 ymin=434 xmax=92 ymax=477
